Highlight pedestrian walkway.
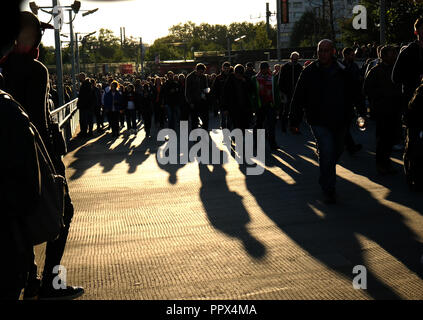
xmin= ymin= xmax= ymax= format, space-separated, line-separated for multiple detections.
xmin=34 ymin=117 xmax=423 ymax=300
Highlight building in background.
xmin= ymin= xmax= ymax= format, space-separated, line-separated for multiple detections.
xmin=279 ymin=0 xmax=360 ymax=48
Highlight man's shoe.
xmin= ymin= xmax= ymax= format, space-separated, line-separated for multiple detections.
xmin=39 ymin=285 xmax=84 ymax=301
xmin=23 ymin=277 xmax=41 ymax=300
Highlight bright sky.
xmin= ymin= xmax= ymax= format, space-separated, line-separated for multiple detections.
xmin=22 ymin=0 xmax=276 ymax=47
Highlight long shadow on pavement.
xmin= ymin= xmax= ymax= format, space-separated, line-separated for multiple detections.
xmin=236 ymin=125 xmax=422 ymax=299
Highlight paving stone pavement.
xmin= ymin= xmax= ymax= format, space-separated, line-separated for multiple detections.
xmin=34 ymin=117 xmax=423 ymax=300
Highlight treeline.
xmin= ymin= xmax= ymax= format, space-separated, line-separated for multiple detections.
xmin=39 ymin=21 xmax=277 ymax=66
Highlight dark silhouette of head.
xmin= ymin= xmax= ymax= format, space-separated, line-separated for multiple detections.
xmin=0 ymin=1 xmax=23 ymax=56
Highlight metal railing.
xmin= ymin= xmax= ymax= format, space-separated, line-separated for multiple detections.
xmin=49 ymin=98 xmax=79 ymax=152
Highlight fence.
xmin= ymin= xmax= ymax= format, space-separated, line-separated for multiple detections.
xmin=49 ymin=98 xmax=79 ymax=152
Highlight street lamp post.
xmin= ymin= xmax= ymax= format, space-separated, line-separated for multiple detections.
xmin=75 ymin=33 xmax=80 ymax=75
xmin=29 ymin=1 xmax=97 ymax=105
xmin=227 ymin=37 xmax=231 ymax=63
xmin=276 ymin=0 xmax=281 ymax=61
xmin=52 ymin=0 xmax=65 ymax=108
xmin=68 ymin=9 xmax=77 ymax=99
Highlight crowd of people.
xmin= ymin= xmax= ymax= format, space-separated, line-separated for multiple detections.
xmin=1 ymin=0 xmax=422 ymax=300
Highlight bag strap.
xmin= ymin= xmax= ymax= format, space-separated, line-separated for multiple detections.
xmin=0 ymin=90 xmax=58 ymax=176
xmin=30 ymin=122 xmax=58 ymax=176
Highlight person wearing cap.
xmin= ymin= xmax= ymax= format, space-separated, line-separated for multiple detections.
xmin=0 ymin=0 xmax=39 ymax=300
xmin=289 ymin=39 xmax=366 ymax=204
xmin=1 ymin=11 xmax=84 ymax=300
xmin=251 ymin=61 xmax=279 ymax=150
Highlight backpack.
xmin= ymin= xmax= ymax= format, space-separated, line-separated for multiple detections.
xmin=0 ymin=90 xmax=65 ymax=245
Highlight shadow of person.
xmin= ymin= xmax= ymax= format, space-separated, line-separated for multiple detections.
xmin=155 ymin=131 xmax=188 ymax=185
xmin=126 ymin=136 xmax=156 ymax=174
xmin=238 ymin=126 xmax=422 ymax=299
xmin=67 ymin=132 xmax=115 ymax=180
xmin=67 ymin=129 xmax=137 ymax=180
xmin=199 ymin=162 xmax=266 ymax=260
xmin=336 ymin=123 xmax=423 ymax=216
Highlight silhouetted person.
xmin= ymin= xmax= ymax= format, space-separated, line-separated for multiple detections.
xmin=342 ymin=47 xmax=364 ymax=155
xmin=0 ymin=11 xmax=84 ymax=300
xmin=392 ymin=18 xmax=423 ymax=107
xmin=185 ymin=63 xmax=209 ymax=131
xmin=278 ymin=52 xmax=303 ymax=133
xmin=364 ymin=45 xmax=402 ymax=175
xmin=289 ymin=39 xmax=366 ymax=204
xmin=251 ymin=62 xmax=279 ymax=150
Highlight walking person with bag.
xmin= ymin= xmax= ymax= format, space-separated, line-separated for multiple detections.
xmin=0 ymin=11 xmax=84 ymax=300
xmin=289 ymin=39 xmax=366 ymax=204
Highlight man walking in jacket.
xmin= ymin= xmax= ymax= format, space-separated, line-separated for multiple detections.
xmin=279 ymin=52 xmax=303 ymax=133
xmin=185 ymin=63 xmax=209 ymax=131
xmin=251 ymin=62 xmax=279 ymax=150
xmin=364 ymin=45 xmax=402 ymax=175
xmin=289 ymin=39 xmax=365 ymax=204
xmin=392 ymin=18 xmax=423 ymax=108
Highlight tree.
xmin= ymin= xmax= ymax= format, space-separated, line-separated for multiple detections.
xmin=38 ymin=43 xmax=55 ymax=65
xmin=386 ymin=0 xmax=423 ymax=44
xmin=339 ymin=0 xmax=423 ymax=46
xmin=290 ymin=11 xmax=331 ymax=47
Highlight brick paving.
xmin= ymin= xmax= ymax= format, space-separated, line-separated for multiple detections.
xmin=34 ymin=117 xmax=423 ymax=300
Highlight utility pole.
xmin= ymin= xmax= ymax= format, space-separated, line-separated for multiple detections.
xmin=227 ymin=37 xmax=231 ymax=63
xmin=380 ymin=0 xmax=386 ymax=45
xmin=53 ymin=0 xmax=64 ymax=107
xmin=322 ymin=0 xmax=326 ymax=22
xmin=140 ymin=37 xmax=144 ymax=74
xmin=75 ymin=33 xmax=80 ymax=75
xmin=69 ymin=9 xmax=77 ymax=99
xmin=328 ymin=0 xmax=335 ymax=41
xmin=276 ymin=0 xmax=281 ymax=61
xmin=266 ymin=2 xmax=271 ymax=39
xmin=120 ymin=27 xmax=123 ymax=46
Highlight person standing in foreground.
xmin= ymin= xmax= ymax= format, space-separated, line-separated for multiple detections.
xmin=289 ymin=39 xmax=366 ymax=204
xmin=0 ymin=11 xmax=84 ymax=299
xmin=392 ymin=18 xmax=423 ymax=107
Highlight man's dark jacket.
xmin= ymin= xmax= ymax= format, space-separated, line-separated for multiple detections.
xmin=162 ymin=79 xmax=182 ymax=106
xmin=289 ymin=60 xmax=365 ymax=129
xmin=364 ymin=62 xmax=402 ymax=116
xmin=278 ymin=62 xmax=303 ymax=98
xmin=77 ymin=79 xmax=95 ymax=111
xmin=185 ymin=70 xmax=208 ymax=105
xmin=211 ymin=71 xmax=230 ymax=107
xmin=392 ymin=41 xmax=423 ymax=101
xmin=0 ymin=52 xmax=50 ymax=144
